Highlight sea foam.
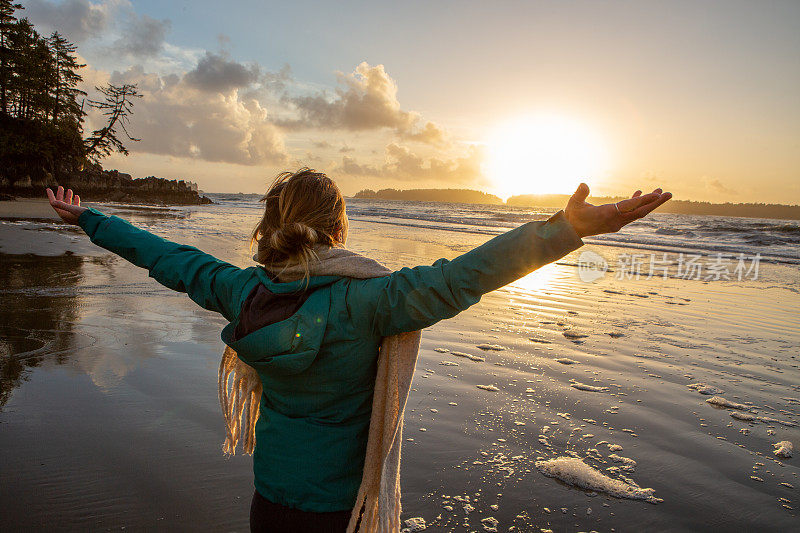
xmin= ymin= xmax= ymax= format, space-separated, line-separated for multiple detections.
xmin=535 ymin=457 xmax=662 ymax=504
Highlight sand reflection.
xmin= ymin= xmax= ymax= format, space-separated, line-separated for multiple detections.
xmin=0 ymin=252 xmax=85 ymax=407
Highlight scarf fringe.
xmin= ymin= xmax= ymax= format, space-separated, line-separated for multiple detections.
xmin=218 ymin=346 xmax=262 ymax=456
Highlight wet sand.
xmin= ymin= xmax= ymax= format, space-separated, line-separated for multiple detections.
xmin=0 ymin=198 xmax=61 ymax=219
xmin=1 ymin=201 xmax=798 ymax=531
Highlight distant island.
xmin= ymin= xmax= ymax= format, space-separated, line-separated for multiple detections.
xmin=354 ymin=188 xmax=503 ymax=204
xmin=353 ymin=188 xmax=800 ymax=220
xmin=507 ymin=194 xmax=800 ymax=220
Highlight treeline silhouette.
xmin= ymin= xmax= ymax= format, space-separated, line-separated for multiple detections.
xmin=353 ymin=188 xmax=800 ymax=220
xmin=1 ymin=0 xmax=85 ymax=182
xmin=354 ymin=188 xmax=503 ymax=204
xmin=507 ymin=194 xmax=800 ymax=220
xmin=0 ymin=1 xmax=139 ymax=189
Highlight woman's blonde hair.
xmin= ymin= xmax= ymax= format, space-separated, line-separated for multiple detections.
xmin=251 ymin=168 xmax=348 ymax=279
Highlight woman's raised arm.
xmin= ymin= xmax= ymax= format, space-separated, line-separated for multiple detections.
xmin=46 ymin=187 xmax=254 ymax=322
xmin=350 ymin=183 xmax=671 ymax=337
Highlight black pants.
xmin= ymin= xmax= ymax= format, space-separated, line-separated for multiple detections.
xmin=250 ymin=490 xmax=361 ymax=533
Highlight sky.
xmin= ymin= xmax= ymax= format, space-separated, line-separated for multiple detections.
xmin=19 ymin=0 xmax=800 ymax=202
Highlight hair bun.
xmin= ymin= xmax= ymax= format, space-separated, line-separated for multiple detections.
xmin=269 ymin=222 xmax=319 ymax=257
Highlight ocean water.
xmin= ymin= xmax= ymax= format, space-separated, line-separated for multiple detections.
xmin=204 ymin=194 xmax=800 ymax=265
xmin=78 ymin=192 xmax=798 ymax=296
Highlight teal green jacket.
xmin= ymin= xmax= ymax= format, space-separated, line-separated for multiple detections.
xmin=77 ymin=207 xmax=583 ymax=512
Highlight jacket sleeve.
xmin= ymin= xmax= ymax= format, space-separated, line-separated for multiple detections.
xmin=78 ymin=207 xmax=252 ymax=321
xmin=351 ymin=211 xmax=583 ymax=337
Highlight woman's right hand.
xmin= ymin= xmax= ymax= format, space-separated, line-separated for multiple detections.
xmin=564 ymin=183 xmax=672 ymax=238
xmin=46 ymin=186 xmax=87 ymax=225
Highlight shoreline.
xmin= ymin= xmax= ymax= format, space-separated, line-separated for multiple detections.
xmin=1 ymin=190 xmax=213 ymax=206
xmin=351 ymin=192 xmax=800 ymax=221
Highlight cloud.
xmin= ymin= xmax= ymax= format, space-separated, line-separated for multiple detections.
xmin=281 ymin=62 xmax=449 ymax=146
xmin=23 ymin=0 xmax=114 ymax=42
xmin=100 ymin=64 xmax=289 ymax=166
xmin=239 ymin=63 xmax=292 ymax=102
xmin=340 ymin=155 xmax=375 ymax=176
xmin=400 ymin=120 xmax=449 ymax=147
xmin=110 ymin=12 xmax=170 ymax=58
xmin=339 ymin=143 xmax=486 ymax=185
xmin=24 ymin=1 xmax=171 ymax=58
xmin=702 ymin=176 xmax=735 ymax=195
xmin=283 ymin=62 xmax=413 ymax=130
xmin=184 ymin=51 xmax=261 ymax=93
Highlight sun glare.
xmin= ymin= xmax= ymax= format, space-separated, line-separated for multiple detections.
xmin=485 ymin=114 xmax=608 ymax=200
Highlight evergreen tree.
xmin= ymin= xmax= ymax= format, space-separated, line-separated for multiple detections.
xmin=25 ymin=22 xmax=55 ymax=121
xmin=0 ymin=0 xmax=22 ymax=114
xmin=0 ymin=3 xmax=140 ymax=187
xmin=47 ymin=31 xmax=85 ymax=124
xmin=84 ymin=83 xmax=141 ymax=163
xmin=6 ymin=18 xmax=52 ymax=120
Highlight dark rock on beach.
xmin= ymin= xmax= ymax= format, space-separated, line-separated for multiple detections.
xmin=0 ymin=164 xmax=213 ymax=206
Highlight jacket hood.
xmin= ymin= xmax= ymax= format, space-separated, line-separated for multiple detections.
xmin=220 ymin=269 xmax=340 ymax=376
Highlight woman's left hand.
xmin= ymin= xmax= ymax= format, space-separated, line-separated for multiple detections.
xmin=46 ymin=186 xmax=87 ymax=225
xmin=565 ymin=183 xmax=672 ymax=238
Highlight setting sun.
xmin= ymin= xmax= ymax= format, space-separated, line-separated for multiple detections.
xmin=485 ymin=114 xmax=609 ymax=200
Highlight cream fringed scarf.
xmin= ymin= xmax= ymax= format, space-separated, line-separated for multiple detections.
xmin=218 ymin=246 xmax=421 ymax=533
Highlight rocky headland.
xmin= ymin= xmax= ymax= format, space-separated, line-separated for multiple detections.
xmin=1 ymin=165 xmax=212 ymax=205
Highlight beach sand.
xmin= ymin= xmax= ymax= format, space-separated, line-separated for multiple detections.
xmin=1 ymin=200 xmax=797 ymax=531
xmin=0 ymin=198 xmax=61 ymax=218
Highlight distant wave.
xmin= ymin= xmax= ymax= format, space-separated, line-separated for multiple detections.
xmin=655 ymin=227 xmax=696 ymax=236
